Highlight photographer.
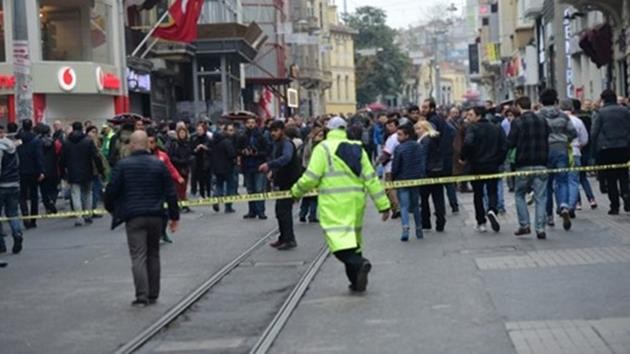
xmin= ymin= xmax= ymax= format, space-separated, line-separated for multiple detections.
xmin=237 ymin=117 xmax=269 ymax=220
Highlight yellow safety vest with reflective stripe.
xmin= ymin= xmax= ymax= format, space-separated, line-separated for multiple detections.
xmin=291 ymin=129 xmax=391 ymax=252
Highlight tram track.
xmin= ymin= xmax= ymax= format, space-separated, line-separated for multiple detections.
xmin=114 ymin=226 xmax=329 ymax=354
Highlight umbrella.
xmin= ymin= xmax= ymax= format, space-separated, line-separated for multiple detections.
xmin=367 ymin=102 xmax=387 ymax=112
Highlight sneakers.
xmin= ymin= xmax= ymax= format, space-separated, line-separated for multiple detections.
xmin=560 ymin=208 xmax=571 ymax=231
xmin=12 ymin=235 xmax=23 ymax=254
xmin=276 ymin=241 xmax=297 ymax=250
xmin=589 ymin=199 xmax=598 ymax=209
xmin=353 ymin=260 xmax=372 ymax=292
xmin=514 ymin=226 xmax=531 ymax=236
xmin=537 ymin=231 xmax=547 ymax=240
xmin=487 ymin=211 xmax=500 ymax=232
xmin=401 ymin=227 xmax=409 ymax=242
xmin=474 ymin=224 xmax=488 ymax=233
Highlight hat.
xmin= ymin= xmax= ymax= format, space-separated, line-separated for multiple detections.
xmin=326 ymin=116 xmax=347 ymax=130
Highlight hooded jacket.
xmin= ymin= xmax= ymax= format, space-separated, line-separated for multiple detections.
xmin=0 ymin=138 xmax=19 ymax=188
xmin=16 ymin=131 xmax=43 ymax=176
xmin=60 ymin=131 xmax=104 ymax=184
xmin=537 ymin=106 xmax=577 ymax=152
xmin=461 ymin=117 xmax=508 ymax=173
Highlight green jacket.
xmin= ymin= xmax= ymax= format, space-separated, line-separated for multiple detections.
xmin=291 ymin=129 xmax=390 ymax=252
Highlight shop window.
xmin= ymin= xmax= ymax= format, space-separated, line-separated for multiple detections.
xmin=0 ymin=2 xmax=5 ymax=62
xmin=40 ymin=0 xmax=113 ymax=64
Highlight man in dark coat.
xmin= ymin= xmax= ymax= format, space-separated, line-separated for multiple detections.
xmin=237 ymin=117 xmax=269 ymax=220
xmin=105 ymin=130 xmax=179 ymax=307
xmin=16 ymin=119 xmax=44 ymax=229
xmin=60 ymin=122 xmax=104 ymax=226
xmin=211 ymin=123 xmax=238 ymax=213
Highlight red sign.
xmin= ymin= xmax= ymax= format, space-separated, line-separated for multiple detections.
xmin=0 ymin=75 xmax=16 ymax=89
xmin=102 ymin=73 xmax=121 ymax=90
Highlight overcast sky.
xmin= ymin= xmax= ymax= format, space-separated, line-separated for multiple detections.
xmin=344 ymin=0 xmax=466 ymax=29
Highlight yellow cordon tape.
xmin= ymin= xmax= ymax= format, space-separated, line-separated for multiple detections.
xmin=1 ymin=162 xmax=628 ymax=222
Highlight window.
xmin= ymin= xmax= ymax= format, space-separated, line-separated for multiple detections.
xmin=0 ymin=2 xmax=5 ymax=62
xmin=336 ymin=75 xmax=341 ymax=101
xmin=344 ymin=76 xmax=349 ymax=102
xmin=40 ymin=0 xmax=113 ymax=64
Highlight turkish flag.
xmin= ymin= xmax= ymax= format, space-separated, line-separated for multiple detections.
xmin=153 ymin=0 xmax=204 ymax=43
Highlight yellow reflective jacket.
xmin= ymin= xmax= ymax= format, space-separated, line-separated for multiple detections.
xmin=291 ymin=129 xmax=391 ymax=252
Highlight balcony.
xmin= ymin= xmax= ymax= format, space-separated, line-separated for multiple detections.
xmin=523 ymin=0 xmax=544 ymax=18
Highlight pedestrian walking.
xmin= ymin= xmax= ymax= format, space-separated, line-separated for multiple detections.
xmin=298 ymin=126 xmax=325 ymax=223
xmin=392 ymin=123 xmax=427 ymax=241
xmin=0 ymin=125 xmax=23 ymax=255
xmin=259 ymin=120 xmax=301 ymax=251
xmin=191 ymin=123 xmax=212 ymax=199
xmin=575 ymin=99 xmax=597 ymax=210
xmin=104 ymin=131 xmax=179 ymax=308
xmin=591 ymin=89 xmax=630 ymax=214
xmin=378 ymin=118 xmax=401 ymax=218
xmin=16 ymin=119 xmax=44 ymax=229
xmin=238 ymin=117 xmax=269 ymax=220
xmin=538 ymin=89 xmax=577 ymax=230
xmin=560 ymin=99 xmax=589 ymax=217
xmin=60 ymin=122 xmax=105 ymax=226
xmin=508 ymin=96 xmax=551 ymax=239
xmin=461 ymin=106 xmax=507 ymax=233
xmin=38 ymin=124 xmax=62 ymax=214
xmin=291 ymin=117 xmax=391 ymax=292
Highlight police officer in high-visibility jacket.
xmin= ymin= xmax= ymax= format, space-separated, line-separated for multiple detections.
xmin=291 ymin=117 xmax=391 ymax=292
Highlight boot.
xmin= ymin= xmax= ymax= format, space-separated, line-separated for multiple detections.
xmin=400 ymin=227 xmax=409 ymax=242
xmin=12 ymin=234 xmax=23 ymax=254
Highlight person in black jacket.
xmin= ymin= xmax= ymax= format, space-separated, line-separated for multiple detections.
xmin=190 ymin=123 xmax=212 ymax=199
xmin=238 ymin=117 xmax=269 ymax=219
xmin=420 ymin=98 xmax=448 ymax=232
xmin=0 ymin=125 xmax=23 ymax=255
xmin=37 ymin=124 xmax=62 ymax=214
xmin=259 ymin=120 xmax=300 ymax=250
xmin=168 ymin=125 xmax=193 ymax=212
xmin=60 ymin=122 xmax=104 ymax=226
xmin=105 ymin=130 xmax=179 ymax=308
xmin=461 ymin=106 xmax=507 ymax=233
xmin=211 ymin=123 xmax=238 ymax=213
xmin=16 ymin=119 xmax=44 ymax=229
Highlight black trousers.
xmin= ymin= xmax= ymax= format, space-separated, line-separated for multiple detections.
xmin=191 ymin=166 xmax=209 ymax=198
xmin=275 ymin=198 xmax=295 ymax=243
xmin=420 ymin=184 xmax=446 ymax=228
xmin=125 ymin=216 xmax=162 ymax=301
xmin=472 ymin=178 xmax=498 ymax=225
xmin=39 ymin=177 xmax=59 ymax=213
xmin=333 ymin=248 xmax=366 ymax=285
xmin=598 ymin=148 xmax=630 ymax=209
xmin=19 ymin=174 xmax=39 ymax=222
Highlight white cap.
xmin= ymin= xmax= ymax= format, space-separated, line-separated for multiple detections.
xmin=326 ymin=116 xmax=347 ymax=130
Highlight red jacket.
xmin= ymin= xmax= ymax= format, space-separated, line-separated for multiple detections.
xmin=154 ymin=149 xmax=182 ymax=183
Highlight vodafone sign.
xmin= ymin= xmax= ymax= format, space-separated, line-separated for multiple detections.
xmin=58 ymin=66 xmax=77 ymax=92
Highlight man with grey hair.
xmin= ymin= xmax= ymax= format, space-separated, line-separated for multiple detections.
xmin=105 ymin=130 xmax=180 ymax=307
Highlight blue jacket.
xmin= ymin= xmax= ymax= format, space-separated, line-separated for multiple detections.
xmin=104 ymin=150 xmax=179 ymax=229
xmin=392 ymin=139 xmax=427 ymax=181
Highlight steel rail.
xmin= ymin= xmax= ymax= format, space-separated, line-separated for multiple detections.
xmin=250 ymin=245 xmax=330 ymax=354
xmin=114 ymin=227 xmax=280 ymax=354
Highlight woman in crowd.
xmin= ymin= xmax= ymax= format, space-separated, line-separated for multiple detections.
xmin=169 ymin=124 xmax=193 ymax=213
xmin=191 ymin=123 xmax=212 ymax=199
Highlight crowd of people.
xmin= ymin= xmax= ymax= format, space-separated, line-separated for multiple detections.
xmin=1 ymin=88 xmax=630 ymax=294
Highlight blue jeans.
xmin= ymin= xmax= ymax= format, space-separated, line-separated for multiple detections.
xmin=515 ymin=166 xmax=548 ymax=232
xmin=92 ymin=176 xmax=103 ymax=210
xmin=215 ymin=171 xmax=236 ymax=211
xmin=243 ymin=172 xmax=266 ymax=216
xmin=299 ymin=197 xmax=317 ymax=220
xmin=579 ymin=154 xmax=595 ymax=202
xmin=445 ymin=183 xmax=459 ymax=210
xmin=483 ymin=179 xmax=505 ymax=212
xmin=568 ymin=155 xmax=585 ymax=210
xmin=397 ymin=187 xmax=421 ymax=232
xmin=0 ymin=187 xmax=22 ymax=238
xmin=546 ymin=150 xmax=570 ymax=215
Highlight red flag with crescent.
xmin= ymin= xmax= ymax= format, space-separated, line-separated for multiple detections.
xmin=153 ymin=0 xmax=204 ymax=43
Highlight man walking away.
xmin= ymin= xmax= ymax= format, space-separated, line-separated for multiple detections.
xmin=60 ymin=122 xmax=105 ymax=227
xmin=461 ymin=106 xmax=507 ymax=233
xmin=560 ymin=99 xmax=589 ymax=217
xmin=0 ymin=125 xmax=23 ymax=254
xmin=16 ymin=119 xmax=44 ymax=229
xmin=39 ymin=124 xmax=62 ymax=214
xmin=591 ymin=89 xmax=630 ymax=214
xmin=508 ymin=97 xmax=551 ymax=239
xmin=259 ymin=121 xmax=301 ymax=250
xmin=105 ymin=131 xmax=180 ymax=307
xmin=291 ymin=117 xmax=391 ymax=292
xmin=538 ymin=89 xmax=577 ymax=230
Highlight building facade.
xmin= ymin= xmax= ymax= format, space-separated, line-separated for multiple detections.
xmin=1 ymin=0 xmax=127 ymax=126
xmin=324 ymin=4 xmax=356 ymax=115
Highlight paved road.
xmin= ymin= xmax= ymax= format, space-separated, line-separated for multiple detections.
xmin=2 ymin=184 xmax=630 ymax=354
xmin=271 ymin=187 xmax=630 ymax=354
